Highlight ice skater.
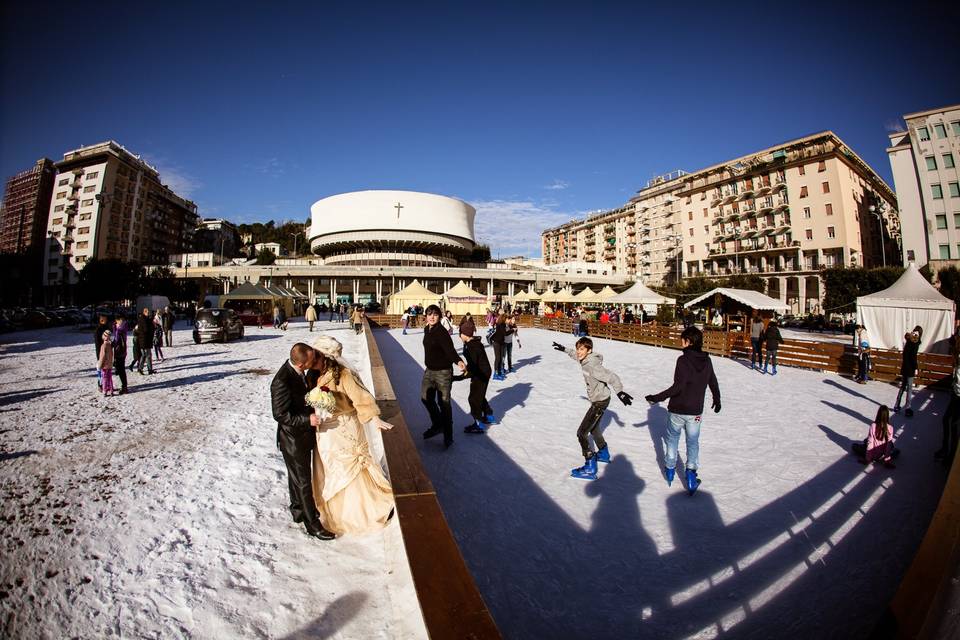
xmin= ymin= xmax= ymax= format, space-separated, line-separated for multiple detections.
xmin=453 ymin=323 xmax=495 ymax=433
xmin=893 ymin=327 xmax=922 ymax=416
xmin=858 ymin=405 xmax=896 ymax=468
xmin=645 ymin=326 xmax=721 ymax=495
xmin=552 ymin=337 xmax=633 ymax=480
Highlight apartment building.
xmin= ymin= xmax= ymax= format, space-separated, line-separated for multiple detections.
xmin=542 ymin=132 xmax=899 ymax=313
xmin=886 ymin=104 xmax=960 ymax=268
xmin=0 ymin=158 xmax=56 ymax=254
xmin=44 ymin=141 xmax=198 ymax=302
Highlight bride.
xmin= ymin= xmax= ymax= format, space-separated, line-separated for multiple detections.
xmin=308 ymin=336 xmax=395 ymax=536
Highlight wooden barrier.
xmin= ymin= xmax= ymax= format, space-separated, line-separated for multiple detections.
xmin=362 ymin=319 xmax=501 ymax=639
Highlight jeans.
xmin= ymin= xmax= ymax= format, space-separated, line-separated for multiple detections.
xmin=895 ymin=376 xmax=914 ymax=410
xmin=751 ymin=338 xmax=762 ymax=366
xmin=164 ymin=329 xmax=173 ymax=347
xmin=421 ymin=368 xmax=454 ymax=442
xmin=858 ymin=353 xmax=871 ymax=381
xmin=138 ymin=349 xmax=153 ymax=373
xmin=493 ymin=341 xmax=504 ymax=375
xmin=764 ymin=348 xmax=778 ymax=370
xmin=504 ymin=342 xmax=513 ymax=371
xmin=665 ymin=412 xmax=702 ymax=471
xmin=577 ymin=399 xmax=609 ymax=458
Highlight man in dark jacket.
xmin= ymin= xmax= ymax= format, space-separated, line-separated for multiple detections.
xmin=894 ymin=327 xmax=922 ymax=417
xmin=270 ymin=343 xmax=334 ymax=540
xmin=134 ymin=308 xmax=155 ymax=374
xmin=646 ymin=326 xmax=721 ymax=495
xmin=421 ymin=304 xmax=466 ymax=449
xmin=454 ymin=323 xmax=494 ymax=433
xmin=162 ymin=306 xmax=175 ymax=347
xmin=762 ymin=320 xmax=784 ymax=375
xmin=94 ymin=315 xmax=109 ymax=390
xmin=112 ymin=316 xmax=129 ymax=394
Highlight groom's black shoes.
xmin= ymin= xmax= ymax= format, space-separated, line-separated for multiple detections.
xmin=293 ymin=514 xmax=304 ymax=524
xmin=305 ymin=524 xmax=336 ymax=540
xmin=422 ymin=427 xmax=442 ymax=439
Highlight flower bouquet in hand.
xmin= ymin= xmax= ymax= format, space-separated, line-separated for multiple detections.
xmin=305 ymin=385 xmax=337 ymax=421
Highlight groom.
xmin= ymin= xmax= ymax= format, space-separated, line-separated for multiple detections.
xmin=271 ymin=343 xmax=335 ymax=540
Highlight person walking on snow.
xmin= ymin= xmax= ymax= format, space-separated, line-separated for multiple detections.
xmin=893 ymin=327 xmax=922 ymax=417
xmin=762 ymin=319 xmax=784 ymax=374
xmin=98 ymin=330 xmax=115 ymax=397
xmin=305 ymin=303 xmax=318 ymax=332
xmin=750 ymin=315 xmax=764 ymax=370
xmin=645 ymin=326 xmax=721 ymax=495
xmin=552 ymin=336 xmax=633 ymax=481
xmin=855 ymin=325 xmax=872 ymax=383
xmin=401 ymin=309 xmax=410 ymax=334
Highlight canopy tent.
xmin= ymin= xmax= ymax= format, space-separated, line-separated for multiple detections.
xmin=511 ymin=290 xmax=530 ymax=302
xmin=221 ymin=282 xmax=292 ymax=324
xmin=572 ymin=287 xmax=599 ymax=304
xmin=540 ymin=288 xmax=561 ymax=303
xmin=610 ymin=281 xmax=676 ymax=307
xmin=552 ymin=287 xmax=580 ymax=304
xmin=856 ymin=264 xmax=956 ymax=354
xmin=386 ymin=279 xmax=442 ymax=314
xmin=595 ymin=286 xmax=620 ymax=302
xmin=442 ymin=280 xmax=490 ymax=316
xmin=685 ymin=287 xmax=788 ymax=330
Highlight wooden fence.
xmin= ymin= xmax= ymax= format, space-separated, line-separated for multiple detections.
xmin=368 ymin=314 xmax=955 ymax=387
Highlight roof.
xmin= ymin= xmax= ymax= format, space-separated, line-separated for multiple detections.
xmin=611 ymin=281 xmax=676 ymax=305
xmin=442 ymin=280 xmax=487 ymax=300
xmin=856 ymin=264 xmax=956 ymax=310
xmin=684 ymin=287 xmax=789 ymax=311
xmin=223 ymin=282 xmax=276 ymax=299
xmin=391 ymin=279 xmax=441 ymax=299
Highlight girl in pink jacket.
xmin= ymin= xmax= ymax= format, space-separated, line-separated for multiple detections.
xmin=860 ymin=405 xmax=895 ymax=468
xmin=98 ymin=330 xmax=114 ymax=396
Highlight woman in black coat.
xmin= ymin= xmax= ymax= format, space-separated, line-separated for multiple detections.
xmin=762 ymin=320 xmax=784 ymax=375
xmin=893 ymin=326 xmax=922 ymax=417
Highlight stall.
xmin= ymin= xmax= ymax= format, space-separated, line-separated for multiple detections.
xmin=684 ymin=287 xmax=788 ymax=331
xmin=221 ymin=282 xmax=282 ymax=326
xmin=386 ymin=279 xmax=442 ymax=314
xmin=441 ymin=280 xmax=490 ymax=316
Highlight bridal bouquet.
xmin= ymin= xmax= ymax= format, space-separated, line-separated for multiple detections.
xmin=306 ymin=385 xmax=337 ymax=420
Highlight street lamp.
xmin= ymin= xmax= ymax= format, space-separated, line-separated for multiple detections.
xmin=290 ymin=231 xmax=304 ymax=259
xmin=869 ymin=202 xmax=886 ymax=268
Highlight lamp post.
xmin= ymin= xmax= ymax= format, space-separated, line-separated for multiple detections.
xmin=290 ymin=231 xmax=303 ymax=259
xmin=869 ymin=202 xmax=886 ymax=268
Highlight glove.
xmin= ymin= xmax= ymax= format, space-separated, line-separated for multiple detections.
xmin=552 ymin=342 xmax=566 ymax=352
xmin=617 ymin=391 xmax=633 ymax=406
xmin=712 ymin=398 xmax=721 ymax=413
xmin=451 ymin=374 xmax=467 ymax=382
xmin=644 ymin=395 xmax=657 ymax=404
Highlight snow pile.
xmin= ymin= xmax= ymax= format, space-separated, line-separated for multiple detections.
xmin=375 ymin=326 xmax=949 ymax=639
xmin=0 ymin=321 xmax=425 ymax=639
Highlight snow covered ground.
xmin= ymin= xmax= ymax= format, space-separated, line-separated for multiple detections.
xmin=0 ymin=321 xmax=426 ymax=640
xmin=375 ymin=326 xmax=949 ymax=639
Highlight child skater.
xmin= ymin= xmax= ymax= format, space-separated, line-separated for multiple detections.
xmin=98 ymin=329 xmax=115 ymax=397
xmin=645 ymin=326 xmax=721 ymax=495
xmin=552 ymin=337 xmax=633 ymax=480
xmin=453 ymin=323 xmax=495 ymax=433
xmin=153 ymin=310 xmax=165 ymax=362
xmin=860 ymin=405 xmax=896 ymax=468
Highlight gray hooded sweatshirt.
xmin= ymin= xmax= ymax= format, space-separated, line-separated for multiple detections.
xmin=567 ymin=350 xmax=623 ymax=403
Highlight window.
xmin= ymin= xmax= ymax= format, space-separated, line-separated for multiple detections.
xmin=58 ymin=178 xmax=68 ymax=186
xmin=78 ymin=226 xmax=90 ymax=235
xmin=803 ymin=206 xmax=811 ymax=218
xmin=926 ymin=156 xmax=938 ymax=171
xmin=945 ymin=153 xmax=956 ymax=169
xmin=688 ymin=211 xmax=693 ymax=220
xmin=940 ymin=244 xmax=950 ymax=259
xmin=907 ymin=249 xmax=916 ymax=261
xmin=955 ymin=213 xmax=960 ymax=228
xmin=822 ymin=181 xmax=830 ymax=194
xmin=827 ymin=226 xmax=835 ymax=238
xmin=77 ymin=241 xmax=89 ymax=249
xmin=825 ymin=203 xmax=833 ymax=216
xmin=933 ymin=184 xmax=944 ymax=199
xmin=700 ymin=192 xmax=706 ymax=200
xmin=703 ymin=207 xmax=708 ymax=218
xmin=805 ymin=229 xmax=813 ymax=240
xmin=800 ymin=186 xmax=808 ymax=198
xmin=953 ymin=122 xmax=960 ymax=136
xmin=81 ymin=198 xmax=94 ymax=206
xmin=53 ymin=204 xmax=64 ymax=212
xmin=86 ymin=171 xmax=99 ymax=180
xmin=48 ymin=257 xmax=59 ymax=266
xmin=686 ymin=196 xmax=692 ymax=204
xmin=918 ymin=126 xmax=930 ymax=141
xmin=83 ymin=185 xmax=95 ymax=193
xmin=56 ymin=191 xmax=66 ymax=199
xmin=75 ymin=255 xmax=86 ymax=264
xmin=950 ymin=182 xmax=960 ymax=198
xmin=934 ymin=123 xmax=947 ymax=139
xmin=817 ymin=160 xmax=826 ymax=172
xmin=937 ymin=214 xmax=948 ymax=229
xmin=52 ymin=217 xmax=62 ymax=225
xmin=689 ymin=244 xmax=695 ymax=254
xmin=689 ymin=228 xmax=694 ymax=236
xmin=79 ymin=212 xmax=92 ymax=221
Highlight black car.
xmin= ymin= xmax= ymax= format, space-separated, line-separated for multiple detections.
xmin=193 ymin=308 xmax=245 ymax=343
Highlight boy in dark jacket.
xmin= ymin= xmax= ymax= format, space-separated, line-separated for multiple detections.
xmin=762 ymin=320 xmax=784 ymax=375
xmin=421 ymin=304 xmax=466 ymax=449
xmin=645 ymin=326 xmax=721 ymax=495
xmin=453 ymin=324 xmax=495 ymax=433
xmin=552 ymin=337 xmax=633 ymax=480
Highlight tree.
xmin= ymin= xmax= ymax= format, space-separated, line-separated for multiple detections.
xmin=77 ymin=258 xmax=142 ymax=305
xmin=256 ymin=247 xmax=277 ymax=265
xmin=469 ymin=244 xmax=492 ymax=262
xmin=822 ymin=266 xmax=904 ymax=314
xmin=937 ymin=266 xmax=960 ymax=305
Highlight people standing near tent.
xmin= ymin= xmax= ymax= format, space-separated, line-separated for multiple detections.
xmin=855 ymin=325 xmax=871 ymax=383
xmin=453 ymin=323 xmax=494 ymax=433
xmin=762 ymin=320 xmax=783 ymax=375
xmin=645 ymin=326 xmax=721 ymax=495
xmin=305 ymin=303 xmax=318 ymax=332
xmin=578 ymin=311 xmax=589 ymax=337
xmin=893 ymin=327 xmax=922 ymax=417
xmin=420 ymin=305 xmax=466 ymax=450
xmin=401 ymin=309 xmax=411 ymax=335
xmin=552 ymin=336 xmax=632 ymax=481
xmin=750 ymin=315 xmax=765 ymax=370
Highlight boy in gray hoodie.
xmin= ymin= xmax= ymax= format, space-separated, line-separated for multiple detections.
xmin=553 ymin=337 xmax=633 ymax=480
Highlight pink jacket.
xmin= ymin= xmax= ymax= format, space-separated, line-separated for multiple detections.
xmin=865 ymin=421 xmax=894 ymax=462
xmin=98 ymin=340 xmax=114 ymax=370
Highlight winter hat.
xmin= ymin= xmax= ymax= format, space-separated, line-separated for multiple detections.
xmin=102 ymin=330 xmax=112 ymax=339
xmin=311 ymin=335 xmax=350 ymax=369
xmin=460 ymin=323 xmax=476 ymax=337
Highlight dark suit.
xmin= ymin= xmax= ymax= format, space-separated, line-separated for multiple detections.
xmin=271 ymin=361 xmax=322 ymax=531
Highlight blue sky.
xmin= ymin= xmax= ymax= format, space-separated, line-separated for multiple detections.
xmin=2 ymin=1 xmax=958 ymax=257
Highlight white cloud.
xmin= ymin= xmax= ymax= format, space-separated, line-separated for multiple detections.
xmin=143 ymin=154 xmax=202 ymax=200
xmin=471 ymin=199 xmax=574 ymax=258
xmin=884 ymin=118 xmax=905 ymax=133
xmin=544 ymin=179 xmax=569 ymax=191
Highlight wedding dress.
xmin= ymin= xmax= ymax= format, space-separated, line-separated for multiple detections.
xmin=310 ymin=367 xmax=394 ymax=536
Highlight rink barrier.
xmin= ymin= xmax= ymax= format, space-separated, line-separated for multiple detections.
xmin=369 ymin=315 xmax=955 ymax=387
xmin=362 ymin=318 xmax=502 ymax=639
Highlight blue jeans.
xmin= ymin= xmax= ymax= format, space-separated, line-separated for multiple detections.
xmin=665 ymin=412 xmax=702 ymax=471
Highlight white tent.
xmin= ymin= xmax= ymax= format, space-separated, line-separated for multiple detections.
xmin=856 ymin=264 xmax=956 ymax=354
xmin=386 ymin=280 xmax=442 ymax=314
xmin=441 ymin=280 xmax=490 ymax=315
xmin=611 ymin=281 xmax=676 ymax=307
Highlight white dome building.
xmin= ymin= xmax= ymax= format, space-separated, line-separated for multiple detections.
xmin=308 ymin=190 xmax=476 ymax=266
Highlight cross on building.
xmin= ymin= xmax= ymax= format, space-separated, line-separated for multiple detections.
xmin=394 ymin=202 xmax=403 ymax=219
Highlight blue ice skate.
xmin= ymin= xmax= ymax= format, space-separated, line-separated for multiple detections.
xmin=686 ymin=469 xmax=701 ymax=496
xmin=464 ymin=421 xmax=487 ymax=434
xmin=665 ymin=467 xmax=676 ymax=486
xmin=571 ymin=456 xmax=598 ymax=480
xmin=482 ymin=413 xmax=497 ymax=425
xmin=595 ymin=445 xmax=610 ymax=463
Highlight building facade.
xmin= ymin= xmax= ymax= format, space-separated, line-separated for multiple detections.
xmin=0 ymin=158 xmax=56 ymax=255
xmin=542 ymin=132 xmax=899 ymax=313
xmin=43 ymin=141 xmax=198 ymax=303
xmin=887 ymin=104 xmax=960 ymax=268
xmin=194 ymin=218 xmax=242 ymax=261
